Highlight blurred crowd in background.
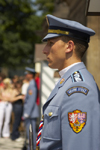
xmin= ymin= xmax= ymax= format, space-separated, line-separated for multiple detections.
xmin=0 ymin=72 xmax=40 ymax=141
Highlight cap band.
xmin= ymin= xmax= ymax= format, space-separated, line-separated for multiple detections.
xmin=48 ymin=29 xmax=69 ymax=35
xmin=48 ymin=29 xmax=89 ymax=42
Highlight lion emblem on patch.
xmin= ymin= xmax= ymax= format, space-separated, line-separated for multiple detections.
xmin=68 ymin=110 xmax=87 ymax=133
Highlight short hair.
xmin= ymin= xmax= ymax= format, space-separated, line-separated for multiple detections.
xmin=0 ymin=73 xmax=6 ymax=80
xmin=61 ymin=36 xmax=89 ymax=59
xmin=14 ymin=80 xmax=23 ymax=89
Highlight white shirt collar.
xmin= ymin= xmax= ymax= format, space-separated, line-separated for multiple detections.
xmin=59 ymin=62 xmax=81 ymax=78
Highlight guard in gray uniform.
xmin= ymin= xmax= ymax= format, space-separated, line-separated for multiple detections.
xmin=23 ymin=67 xmax=39 ymax=150
xmin=36 ymin=15 xmax=100 ymax=150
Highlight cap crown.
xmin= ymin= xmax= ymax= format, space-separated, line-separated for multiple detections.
xmin=43 ymin=14 xmax=95 ymax=43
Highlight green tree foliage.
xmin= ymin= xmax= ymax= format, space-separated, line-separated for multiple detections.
xmin=0 ymin=0 xmax=42 ymax=68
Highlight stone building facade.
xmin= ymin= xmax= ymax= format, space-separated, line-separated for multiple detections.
xmin=87 ymin=16 xmax=100 ymax=88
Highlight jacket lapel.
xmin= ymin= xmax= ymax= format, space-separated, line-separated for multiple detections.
xmin=45 ymin=83 xmax=59 ymax=103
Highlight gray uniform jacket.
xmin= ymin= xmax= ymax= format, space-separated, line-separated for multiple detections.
xmin=40 ymin=62 xmax=100 ymax=150
xmin=23 ymin=79 xmax=39 ymax=118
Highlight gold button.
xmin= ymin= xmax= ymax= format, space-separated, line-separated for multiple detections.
xmin=42 ymin=115 xmax=44 ymax=119
xmin=48 ymin=112 xmax=53 ymax=117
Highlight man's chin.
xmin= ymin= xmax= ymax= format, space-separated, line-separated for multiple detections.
xmin=48 ymin=63 xmax=57 ymax=69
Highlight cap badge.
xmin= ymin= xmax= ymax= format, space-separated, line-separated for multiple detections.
xmin=68 ymin=110 xmax=87 ymax=133
xmin=46 ymin=16 xmax=49 ymax=26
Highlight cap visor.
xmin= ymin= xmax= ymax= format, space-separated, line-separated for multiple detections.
xmin=42 ymin=34 xmax=61 ymax=42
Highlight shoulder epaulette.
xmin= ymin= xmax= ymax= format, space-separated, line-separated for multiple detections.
xmin=71 ymin=71 xmax=84 ymax=82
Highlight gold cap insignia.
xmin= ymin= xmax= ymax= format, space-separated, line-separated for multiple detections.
xmin=46 ymin=16 xmax=49 ymax=26
xmin=48 ymin=29 xmax=69 ymax=35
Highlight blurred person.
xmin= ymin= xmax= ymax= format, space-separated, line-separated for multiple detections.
xmin=23 ymin=67 xmax=39 ymax=150
xmin=0 ymin=73 xmax=6 ymax=102
xmin=0 ymin=78 xmax=12 ymax=138
xmin=35 ymin=73 xmax=40 ymax=106
xmin=10 ymin=80 xmax=24 ymax=141
xmin=12 ymin=75 xmax=19 ymax=87
xmin=0 ymin=73 xmax=6 ymax=88
xmin=22 ymin=76 xmax=29 ymax=96
xmin=19 ymin=76 xmax=24 ymax=82
xmin=1 ymin=80 xmax=24 ymax=141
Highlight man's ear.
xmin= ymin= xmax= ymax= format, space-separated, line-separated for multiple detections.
xmin=65 ymin=40 xmax=74 ymax=53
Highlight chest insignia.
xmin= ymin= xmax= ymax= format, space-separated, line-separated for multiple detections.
xmin=66 ymin=86 xmax=89 ymax=96
xmin=71 ymin=71 xmax=84 ymax=82
xmin=28 ymin=90 xmax=33 ymax=95
xmin=68 ymin=110 xmax=87 ymax=133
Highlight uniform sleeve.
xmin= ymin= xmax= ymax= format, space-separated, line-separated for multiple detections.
xmin=61 ymin=82 xmax=100 ymax=150
xmin=23 ymin=84 xmax=37 ymax=117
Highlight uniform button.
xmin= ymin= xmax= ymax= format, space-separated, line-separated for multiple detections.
xmin=48 ymin=112 xmax=53 ymax=117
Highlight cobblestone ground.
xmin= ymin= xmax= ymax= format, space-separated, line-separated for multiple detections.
xmin=0 ymin=137 xmax=25 ymax=150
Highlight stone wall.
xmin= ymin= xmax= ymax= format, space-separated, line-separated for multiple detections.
xmin=53 ymin=0 xmax=86 ymax=25
xmin=86 ymin=16 xmax=100 ymax=88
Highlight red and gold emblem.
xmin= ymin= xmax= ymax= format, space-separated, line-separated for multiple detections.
xmin=68 ymin=110 xmax=87 ymax=133
xmin=29 ymin=90 xmax=33 ymax=95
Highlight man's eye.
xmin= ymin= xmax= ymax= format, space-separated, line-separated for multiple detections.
xmin=49 ymin=42 xmax=54 ymax=46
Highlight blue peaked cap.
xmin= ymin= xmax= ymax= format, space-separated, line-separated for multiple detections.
xmin=43 ymin=14 xmax=95 ymax=43
xmin=25 ymin=67 xmax=36 ymax=74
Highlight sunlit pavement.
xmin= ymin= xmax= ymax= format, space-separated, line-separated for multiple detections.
xmin=0 ymin=137 xmax=25 ymax=150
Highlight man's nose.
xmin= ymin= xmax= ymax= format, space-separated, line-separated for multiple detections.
xmin=43 ymin=45 xmax=49 ymax=54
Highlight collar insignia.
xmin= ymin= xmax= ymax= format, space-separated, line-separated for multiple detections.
xmin=60 ymin=78 xmax=65 ymax=84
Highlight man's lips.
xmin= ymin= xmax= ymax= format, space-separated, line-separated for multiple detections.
xmin=47 ymin=57 xmax=52 ymax=63
xmin=47 ymin=57 xmax=50 ymax=61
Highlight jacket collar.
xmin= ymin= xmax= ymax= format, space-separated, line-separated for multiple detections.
xmin=43 ymin=62 xmax=86 ymax=108
xmin=58 ymin=62 xmax=86 ymax=88
xmin=29 ymin=79 xmax=34 ymax=85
